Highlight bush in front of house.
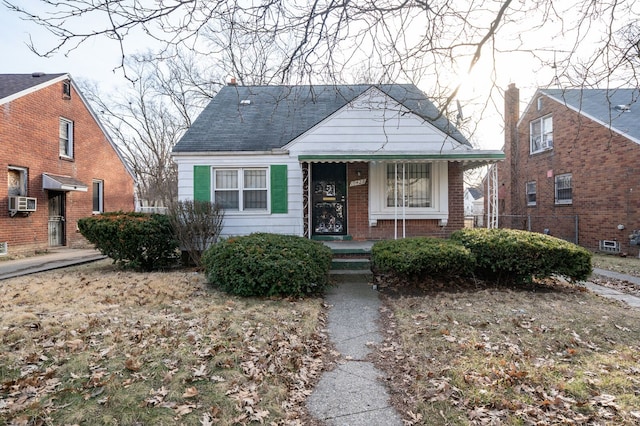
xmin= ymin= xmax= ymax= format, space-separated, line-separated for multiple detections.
xmin=371 ymin=237 xmax=476 ymax=279
xmin=167 ymin=200 xmax=224 ymax=268
xmin=450 ymin=228 xmax=592 ymax=284
xmin=78 ymin=212 xmax=180 ymax=271
xmin=201 ymin=233 xmax=333 ymax=297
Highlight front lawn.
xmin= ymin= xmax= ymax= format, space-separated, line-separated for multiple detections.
xmin=0 ymin=260 xmax=326 ymax=425
xmin=375 ymin=278 xmax=640 ymax=425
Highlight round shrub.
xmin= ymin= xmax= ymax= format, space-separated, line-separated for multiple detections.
xmin=78 ymin=212 xmax=180 ymax=271
xmin=371 ymin=237 xmax=476 ymax=279
xmin=450 ymin=228 xmax=592 ymax=284
xmin=201 ymin=233 xmax=333 ymax=297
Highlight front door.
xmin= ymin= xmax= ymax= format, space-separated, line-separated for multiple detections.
xmin=48 ymin=191 xmax=65 ymax=246
xmin=312 ymin=163 xmax=347 ymax=236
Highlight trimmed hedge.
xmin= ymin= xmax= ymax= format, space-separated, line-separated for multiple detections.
xmin=201 ymin=233 xmax=333 ymax=297
xmin=450 ymin=228 xmax=592 ymax=284
xmin=78 ymin=212 xmax=180 ymax=271
xmin=371 ymin=237 xmax=476 ymax=279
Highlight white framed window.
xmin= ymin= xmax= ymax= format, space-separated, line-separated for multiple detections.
xmin=369 ymin=162 xmax=448 ymax=221
xmin=59 ymin=118 xmax=74 ymax=158
xmin=213 ymin=168 xmax=267 ymax=211
xmin=92 ymin=180 xmax=104 ymax=213
xmin=526 ymin=181 xmax=537 ymax=206
xmin=537 ymin=97 xmax=543 ymax=111
xmin=555 ymin=173 xmax=572 ymax=205
xmin=8 ymin=166 xmax=28 ymax=196
xmin=386 ymin=163 xmax=431 ymax=208
xmin=530 ymin=115 xmax=553 ymax=154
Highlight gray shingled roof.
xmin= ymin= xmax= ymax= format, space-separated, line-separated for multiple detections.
xmin=542 ymin=88 xmax=640 ymax=142
xmin=0 ymin=73 xmax=66 ymax=101
xmin=173 ymin=84 xmax=471 ymax=153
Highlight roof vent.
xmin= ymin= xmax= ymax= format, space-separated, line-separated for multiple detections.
xmin=240 ymin=99 xmax=251 ymax=105
xmin=614 ymin=104 xmax=631 ymax=112
xmin=31 ymin=72 xmax=45 ymax=78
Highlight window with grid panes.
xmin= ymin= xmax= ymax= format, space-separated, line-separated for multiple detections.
xmin=555 ymin=173 xmax=572 ymax=204
xmin=213 ymin=168 xmax=267 ymax=211
xmin=386 ymin=163 xmax=431 ymax=208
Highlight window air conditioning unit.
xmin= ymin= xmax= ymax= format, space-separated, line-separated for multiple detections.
xmin=8 ymin=196 xmax=37 ymax=216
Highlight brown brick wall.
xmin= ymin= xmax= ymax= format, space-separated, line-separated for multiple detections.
xmin=502 ymin=86 xmax=640 ymax=255
xmin=345 ymin=161 xmax=465 ymax=240
xmin=0 ymin=78 xmax=135 ymax=256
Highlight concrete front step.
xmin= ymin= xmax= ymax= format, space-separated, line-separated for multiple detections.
xmin=330 ymin=270 xmax=373 ymax=284
xmin=331 ymin=258 xmax=371 ymax=271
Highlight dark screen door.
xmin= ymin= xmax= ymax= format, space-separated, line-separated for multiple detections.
xmin=312 ymin=163 xmax=347 ymax=235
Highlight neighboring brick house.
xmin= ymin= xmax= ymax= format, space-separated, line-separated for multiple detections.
xmin=1 ymin=73 xmax=135 ymax=256
xmin=172 ymin=83 xmax=504 ymax=241
xmin=498 ymin=83 xmax=640 ymax=255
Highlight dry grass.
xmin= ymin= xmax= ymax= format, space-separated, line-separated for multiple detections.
xmin=0 ymin=260 xmax=327 ymax=425
xmin=592 ymin=253 xmax=640 ymax=277
xmin=375 ymin=279 xmax=640 ymax=425
xmin=4 ymin=253 xmax=640 ymax=425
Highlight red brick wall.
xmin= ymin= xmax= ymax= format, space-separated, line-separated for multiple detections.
xmin=345 ymin=161 xmax=465 ymax=240
xmin=0 ymin=78 xmax=135 ymax=255
xmin=503 ymin=87 xmax=640 ymax=255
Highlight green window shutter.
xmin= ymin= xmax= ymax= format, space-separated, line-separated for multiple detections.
xmin=193 ymin=166 xmax=211 ymax=202
xmin=270 ymin=165 xmax=288 ymax=214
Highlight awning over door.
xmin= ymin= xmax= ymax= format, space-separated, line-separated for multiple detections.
xmin=42 ymin=173 xmax=88 ymax=192
xmin=297 ymin=151 xmax=505 ymax=170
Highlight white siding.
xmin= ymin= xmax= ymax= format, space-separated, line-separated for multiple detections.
xmin=286 ymin=87 xmax=470 ymax=155
xmin=174 ymin=154 xmax=304 ymax=237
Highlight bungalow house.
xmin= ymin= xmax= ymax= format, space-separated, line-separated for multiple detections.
xmin=498 ymin=83 xmax=640 ymax=256
xmin=0 ymin=73 xmax=135 ymax=256
xmin=172 ymin=83 xmax=504 ymax=241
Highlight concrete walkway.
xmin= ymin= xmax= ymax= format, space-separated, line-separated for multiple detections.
xmin=0 ymin=248 xmax=105 ymax=280
xmin=306 ymin=277 xmax=403 ymax=426
xmin=586 ymin=268 xmax=640 ymax=308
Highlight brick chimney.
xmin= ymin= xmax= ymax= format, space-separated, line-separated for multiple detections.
xmin=502 ymin=83 xmax=520 ymax=216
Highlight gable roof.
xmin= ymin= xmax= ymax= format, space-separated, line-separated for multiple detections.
xmin=539 ymin=88 xmax=640 ymax=144
xmin=0 ymin=73 xmax=67 ymax=104
xmin=466 ymin=187 xmax=483 ymax=200
xmin=0 ymin=72 xmax=136 ymax=181
xmin=173 ymin=84 xmax=472 ymax=153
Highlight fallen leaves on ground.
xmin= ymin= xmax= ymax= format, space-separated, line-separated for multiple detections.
xmin=375 ymin=278 xmax=640 ymax=425
xmin=0 ymin=260 xmax=328 ymax=425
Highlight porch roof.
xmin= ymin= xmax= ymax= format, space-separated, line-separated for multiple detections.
xmin=298 ymin=151 xmax=505 ymax=170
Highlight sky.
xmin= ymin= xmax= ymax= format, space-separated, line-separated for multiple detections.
xmin=0 ymin=2 xmax=564 ymax=152
xmin=0 ymin=6 xmax=137 ymax=93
